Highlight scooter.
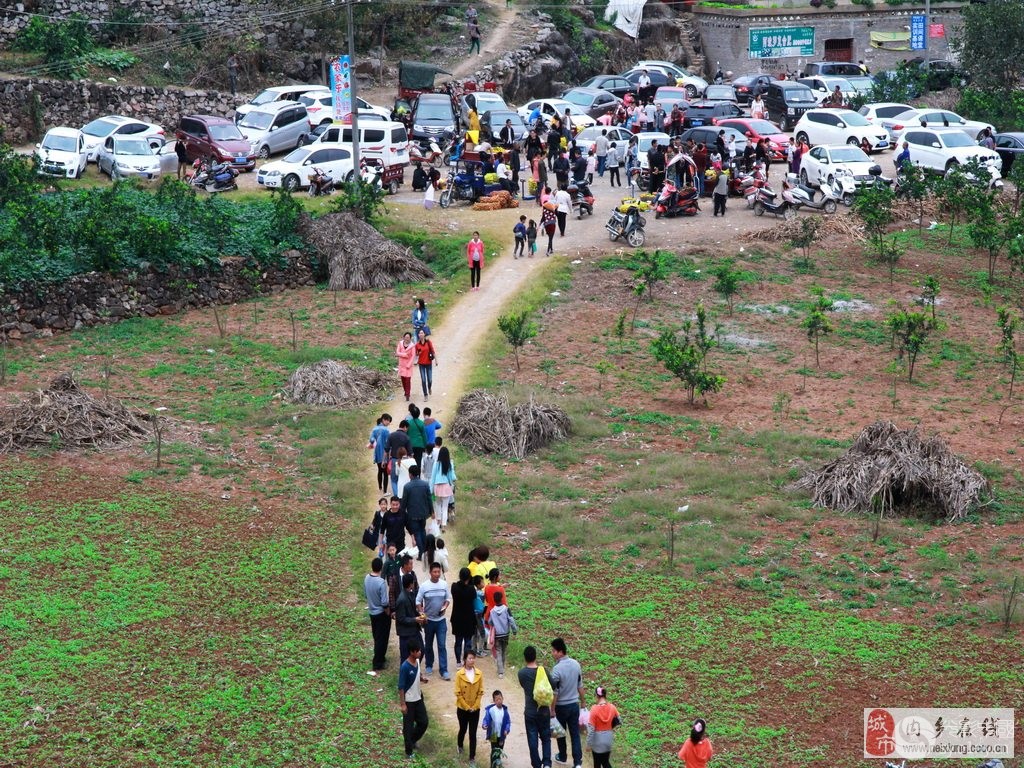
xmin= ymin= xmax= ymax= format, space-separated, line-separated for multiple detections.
xmin=568 ymin=179 xmax=595 ymax=218
xmin=190 ymin=158 xmax=238 ymax=193
xmin=752 ymin=181 xmax=800 ymax=219
xmin=438 ymin=162 xmax=501 ymax=208
xmin=307 ymin=167 xmax=335 ymax=197
xmin=788 ymin=173 xmax=838 ymax=214
xmin=654 ymin=180 xmax=700 ymax=218
xmin=606 ymin=205 xmax=646 ymax=246
xmin=826 ymin=168 xmax=858 ymax=206
xmin=408 ymin=129 xmax=456 ymax=168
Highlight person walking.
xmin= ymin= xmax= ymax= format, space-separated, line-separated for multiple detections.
xmin=398 ymin=640 xmax=429 ymax=759
xmin=750 ymin=93 xmax=766 ymax=120
xmin=541 ymin=205 xmax=557 ymax=256
xmin=518 ymin=646 xmax=553 ymax=768
xmin=367 ymin=413 xmax=392 ymax=494
xmin=594 ymin=130 xmax=610 ymax=178
xmin=405 ymin=403 xmax=428 ymax=467
xmin=382 ymin=497 xmax=407 ymax=554
xmin=550 ymin=637 xmax=585 ymax=768
xmin=364 ymin=557 xmax=391 ymax=672
xmin=430 ymin=445 xmax=457 ymax=532
xmin=713 ymin=166 xmax=729 ymax=217
xmin=526 ymin=219 xmax=538 ymax=258
xmin=488 ymin=591 xmax=516 ymax=678
xmin=415 ymin=329 xmax=436 ymax=400
xmin=412 ymin=298 xmax=429 ymax=337
xmin=396 ymin=332 xmax=416 ymax=402
xmin=513 ymin=215 xmax=528 ymax=259
xmin=587 ymin=686 xmax=621 ymax=768
xmin=395 ymin=571 xmax=426 ymax=662
xmin=481 ymin=690 xmax=512 ymax=760
xmin=606 ymin=144 xmax=621 ymax=187
xmin=554 ymin=185 xmax=572 ymax=237
xmin=693 ymin=143 xmax=707 ymax=196
xmin=455 ymin=650 xmax=485 ymax=767
xmin=467 ymin=231 xmax=484 ymax=291
xmin=400 ymin=464 xmax=432 ymax=556
xmin=385 ymin=420 xmax=411 ymax=496
xmin=468 ymin=19 xmax=482 ymax=55
xmin=416 ymin=561 xmax=452 ymax=680
xmin=648 ymin=140 xmax=666 ymax=194
xmin=227 ymin=52 xmax=239 ymax=96
xmin=678 ymin=718 xmax=713 ymax=768
xmin=451 ymin=567 xmax=478 ymax=665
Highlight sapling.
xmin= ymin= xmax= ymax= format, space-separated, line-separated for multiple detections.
xmin=650 ymin=301 xmax=725 ymax=405
xmin=539 ymin=359 xmax=557 ymax=388
xmin=996 ymin=307 xmax=1020 ymax=423
xmin=853 ymin=182 xmax=895 ymax=254
xmin=886 ymin=308 xmax=937 ymax=382
xmin=875 ymin=235 xmax=905 ymax=285
xmin=802 ymin=287 xmax=834 ymax=368
xmin=788 ymin=215 xmax=821 ymax=262
xmin=711 ymin=260 xmax=742 ymax=315
xmin=920 ymin=275 xmax=940 ymax=321
xmin=497 ymin=310 xmax=537 ymax=371
xmin=289 ymin=309 xmax=298 ymax=352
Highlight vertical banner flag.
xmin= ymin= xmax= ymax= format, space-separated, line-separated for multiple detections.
xmin=330 ymin=56 xmax=353 ymax=122
xmin=910 ymin=15 xmax=926 ymax=50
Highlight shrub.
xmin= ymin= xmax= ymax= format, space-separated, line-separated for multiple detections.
xmin=13 ymin=15 xmax=95 ymax=79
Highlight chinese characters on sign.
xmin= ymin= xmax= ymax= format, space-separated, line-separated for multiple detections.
xmin=329 ymin=55 xmax=353 ymax=122
xmin=864 ymin=708 xmax=1015 ymax=760
xmin=930 ymin=23 xmax=946 ymax=38
xmin=748 ymin=27 xmax=815 ymax=59
xmin=910 ymin=15 xmax=926 ymax=51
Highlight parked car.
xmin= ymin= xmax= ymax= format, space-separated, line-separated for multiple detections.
xmin=517 ymin=98 xmax=596 ymax=133
xmin=797 ymin=76 xmax=857 ymax=105
xmin=80 ymin=115 xmax=165 ymax=162
xmin=994 ymin=132 xmax=1024 ymax=175
xmin=857 ymin=103 xmax=914 ymax=142
xmin=480 ymin=110 xmax=528 ymax=143
xmin=702 ymin=84 xmax=739 ymax=104
xmin=763 ymin=82 xmax=817 ymax=130
xmin=798 ymin=144 xmax=878 ymax=187
xmin=902 ymin=127 xmax=1002 ymax=183
xmin=635 ymin=131 xmax=671 ymax=171
xmin=654 ymin=86 xmax=691 ymax=109
xmin=237 ymin=101 xmax=311 ymax=159
xmin=96 ymin=135 xmax=177 ymax=181
xmin=579 ymin=74 xmax=636 ymax=100
xmin=907 ymin=58 xmax=971 ymax=91
xmin=714 ymin=117 xmax=789 ymax=160
xmin=460 ymin=91 xmax=508 ymax=127
xmin=299 ymin=112 xmax=387 ymax=146
xmin=622 ymin=68 xmax=673 ymax=92
xmin=635 ymin=60 xmax=708 ymax=98
xmin=731 ymin=74 xmax=776 ymax=104
xmin=684 ymin=101 xmax=743 ymax=127
xmin=236 ymin=84 xmax=328 ymax=123
xmin=844 ymin=75 xmax=875 ymax=95
xmin=793 ymin=109 xmax=890 ymax=151
xmin=412 ymin=93 xmax=459 ymax=144
xmin=886 ymin=108 xmax=994 ymax=143
xmin=257 ymin=145 xmax=355 ymax=191
xmin=35 ymin=127 xmax=88 ymax=178
xmin=298 ymin=92 xmax=390 ymax=125
xmin=573 ymin=125 xmax=633 ymax=166
xmin=680 ymin=126 xmax=749 ymax=158
xmin=560 ymin=87 xmax=622 ymax=120
xmin=176 ymin=115 xmax=256 ymax=171
xmin=802 ymin=62 xmax=864 ymax=78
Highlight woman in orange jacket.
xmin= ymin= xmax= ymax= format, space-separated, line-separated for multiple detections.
xmin=414 ymin=329 xmax=437 ymax=401
xmin=678 ymin=718 xmax=713 ymax=768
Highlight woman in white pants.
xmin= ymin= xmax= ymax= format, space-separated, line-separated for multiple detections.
xmin=430 ymin=446 xmax=457 ymax=532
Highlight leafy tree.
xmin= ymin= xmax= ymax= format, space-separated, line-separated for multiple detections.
xmin=497 ymin=310 xmax=537 ymax=371
xmin=630 ymin=249 xmax=671 ymax=329
xmin=952 ymin=0 xmax=1024 ymax=95
xmin=0 ymin=143 xmax=40 ymax=207
xmin=802 ymin=287 xmax=834 ymax=368
xmin=711 ymin=260 xmax=743 ymax=315
xmin=920 ymin=275 xmax=940 ymax=321
xmin=13 ymin=14 xmax=95 ymax=79
xmin=330 ymin=178 xmax=386 ymax=222
xmin=886 ymin=308 xmax=938 ymax=382
xmin=997 ymin=307 xmax=1020 ymax=406
xmin=934 ymin=162 xmax=990 ymax=245
xmin=874 ymin=235 xmax=905 ymax=286
xmin=1006 ymin=156 xmax=1024 ymax=215
xmin=789 ymin=216 xmax=821 ymax=262
xmin=897 ymin=163 xmax=932 ymax=235
xmin=853 ymin=182 xmax=895 ymax=254
xmin=967 ymin=199 xmax=1007 ymax=281
xmin=650 ymin=301 xmax=725 ymax=405
xmin=848 ymin=62 xmax=928 ymax=110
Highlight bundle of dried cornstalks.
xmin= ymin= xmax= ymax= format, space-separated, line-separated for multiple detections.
xmin=299 ymin=212 xmax=434 ymax=291
xmin=740 ymin=213 xmax=866 ymax=244
xmin=792 ymin=420 xmax=988 ymax=522
xmin=449 ymin=389 xmax=571 ymax=459
xmin=283 ymin=360 xmax=392 ymax=407
xmin=0 ymin=372 xmax=152 ymax=453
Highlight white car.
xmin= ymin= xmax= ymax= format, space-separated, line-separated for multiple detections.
xmin=635 ymin=131 xmax=671 ymax=170
xmin=80 ymin=115 xmax=165 ymax=162
xmin=298 ymin=93 xmax=391 ymax=125
xmin=886 ymin=108 xmax=995 ymax=143
xmin=96 ymin=135 xmax=178 ymax=181
xmin=257 ymin=144 xmax=355 ymax=191
xmin=797 ymin=76 xmax=857 ymax=105
xmin=902 ymin=127 xmax=1002 ymax=183
xmin=36 ymin=127 xmax=88 ymax=179
xmin=517 ymin=99 xmax=596 ymax=133
xmin=236 ymin=84 xmax=329 ymax=123
xmin=573 ymin=126 xmax=633 ymax=166
xmin=793 ymin=109 xmax=890 ymax=151
xmin=857 ymin=102 xmax=914 ymax=141
xmin=635 ymin=60 xmax=708 ymax=98
xmin=799 ymin=144 xmax=878 ymax=188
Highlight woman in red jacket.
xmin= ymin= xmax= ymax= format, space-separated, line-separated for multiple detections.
xmin=678 ymin=718 xmax=713 ymax=768
xmin=415 ymin=329 xmax=437 ymax=400
xmin=466 ymin=231 xmax=485 ymax=291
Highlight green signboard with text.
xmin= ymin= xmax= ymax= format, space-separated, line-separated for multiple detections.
xmin=749 ymin=26 xmax=815 ymax=59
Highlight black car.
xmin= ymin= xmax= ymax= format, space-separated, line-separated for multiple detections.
xmin=561 ymin=87 xmax=622 ymax=120
xmin=579 ymin=74 xmax=636 ymax=100
xmin=908 ymin=58 xmax=971 ymax=91
xmin=994 ymin=132 xmax=1024 ymax=176
xmin=622 ymin=68 xmax=673 ymax=91
xmin=480 ymin=110 xmax=528 ymax=144
xmin=731 ymin=74 xmax=777 ymax=105
xmin=763 ymin=82 xmax=817 ymax=131
xmin=684 ymin=101 xmax=743 ymax=127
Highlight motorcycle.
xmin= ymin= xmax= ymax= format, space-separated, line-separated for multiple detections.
xmin=606 ymin=204 xmax=646 ymax=247
xmin=190 ymin=158 xmax=238 ymax=193
xmin=568 ymin=179 xmax=595 ymax=218
xmin=654 ymin=180 xmax=700 ymax=218
xmin=752 ymin=181 xmax=801 ymax=219
xmin=788 ymin=173 xmax=839 ymax=214
xmin=307 ymin=166 xmax=335 ymax=197
xmin=439 ymin=163 xmax=488 ymax=208
xmin=824 ymin=168 xmax=858 ymax=206
xmin=408 ymin=129 xmax=456 ymax=168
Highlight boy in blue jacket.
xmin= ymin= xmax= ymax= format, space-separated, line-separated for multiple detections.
xmin=513 ymin=215 xmax=527 ymax=259
xmin=482 ymin=689 xmax=512 ymax=756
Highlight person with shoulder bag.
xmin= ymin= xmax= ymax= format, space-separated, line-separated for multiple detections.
xmin=415 ymin=329 xmax=437 ymax=400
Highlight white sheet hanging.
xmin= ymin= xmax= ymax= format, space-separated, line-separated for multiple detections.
xmin=605 ymin=0 xmax=648 ymax=40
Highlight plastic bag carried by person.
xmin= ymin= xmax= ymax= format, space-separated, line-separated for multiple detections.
xmin=550 ymin=716 xmax=566 ymax=739
xmin=578 ymin=707 xmax=590 ymax=728
xmin=533 ymin=665 xmax=554 ymax=707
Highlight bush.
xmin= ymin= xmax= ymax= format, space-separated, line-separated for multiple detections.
xmin=957 ymin=88 xmax=1024 ymax=132
xmin=13 ymin=15 xmax=95 ymax=79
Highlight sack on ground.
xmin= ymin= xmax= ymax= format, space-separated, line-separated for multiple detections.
xmin=533 ymin=665 xmax=554 ymax=707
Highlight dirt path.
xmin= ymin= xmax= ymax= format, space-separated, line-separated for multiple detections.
xmin=450 ymin=1 xmax=523 ymax=81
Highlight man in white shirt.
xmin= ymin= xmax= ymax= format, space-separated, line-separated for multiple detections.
xmin=495 ymin=157 xmax=515 ymax=194
xmin=637 ymin=69 xmax=652 ymax=104
xmin=594 ymin=130 xmax=610 ymax=177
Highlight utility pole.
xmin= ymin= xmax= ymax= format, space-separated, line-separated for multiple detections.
xmin=347 ymin=0 xmax=360 ymax=173
xmin=924 ymin=0 xmax=931 ymax=70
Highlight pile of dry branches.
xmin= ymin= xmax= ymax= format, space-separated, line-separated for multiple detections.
xmin=792 ymin=421 xmax=988 ymax=522
xmin=449 ymin=389 xmax=571 ymax=459
xmin=299 ymin=212 xmax=434 ymax=291
xmin=893 ymin=197 xmax=944 ymax=223
xmin=0 ymin=372 xmax=153 ymax=453
xmin=283 ymin=360 xmax=392 ymax=407
xmin=740 ymin=213 xmax=866 ymax=244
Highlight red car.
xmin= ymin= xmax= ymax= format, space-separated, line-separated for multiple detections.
xmin=714 ymin=117 xmax=790 ymax=161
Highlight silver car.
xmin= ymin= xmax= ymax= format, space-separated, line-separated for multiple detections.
xmin=238 ymin=101 xmax=311 ymax=159
xmin=573 ymin=125 xmax=633 ymax=165
xmin=96 ymin=135 xmax=178 ymax=181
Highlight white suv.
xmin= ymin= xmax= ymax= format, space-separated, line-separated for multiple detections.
xmin=235 ymin=84 xmax=329 ymax=124
xmin=902 ymin=127 xmax=1002 ymax=184
xmin=237 ymin=101 xmax=311 ymax=159
xmin=36 ymin=127 xmax=88 ymax=178
xmin=793 ymin=109 xmax=890 ymax=152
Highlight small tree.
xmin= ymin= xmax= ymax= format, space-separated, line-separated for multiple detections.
xmin=886 ymin=307 xmax=938 ymax=382
xmin=1006 ymin=158 xmax=1024 ymax=215
xmin=650 ymin=301 xmax=725 ymax=405
xmin=935 ymin=165 xmax=970 ymax=245
xmin=997 ymin=307 xmax=1020 ymax=409
xmin=898 ymin=163 xmax=932 ymax=234
xmin=875 ymin=235 xmax=906 ymax=285
xmin=853 ymin=182 xmax=895 ymax=254
xmin=967 ymin=200 xmax=1006 ymax=281
xmin=802 ymin=287 xmax=834 ymax=368
xmin=497 ymin=310 xmax=537 ymax=371
xmin=331 ymin=177 xmax=387 ymax=221
xmin=630 ymin=249 xmax=672 ymax=328
xmin=711 ymin=260 xmax=743 ymax=315
xmin=920 ymin=275 xmax=940 ymax=321
xmin=789 ymin=215 xmax=822 ymax=262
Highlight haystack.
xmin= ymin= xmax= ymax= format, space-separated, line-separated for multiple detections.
xmin=299 ymin=212 xmax=434 ymax=291
xmin=0 ymin=372 xmax=152 ymax=453
xmin=792 ymin=421 xmax=988 ymax=522
xmin=739 ymin=214 xmax=865 ymax=244
xmin=284 ymin=360 xmax=392 ymax=407
xmin=449 ymin=389 xmax=571 ymax=459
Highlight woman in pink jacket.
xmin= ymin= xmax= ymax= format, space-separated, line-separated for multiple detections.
xmin=395 ymin=331 xmax=416 ymax=401
xmin=466 ymin=231 xmax=485 ymax=291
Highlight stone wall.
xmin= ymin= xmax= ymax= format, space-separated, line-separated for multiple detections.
xmin=694 ymin=5 xmax=964 ymax=77
xmin=0 ymin=251 xmax=317 ymax=339
xmin=0 ymin=76 xmax=238 ymax=144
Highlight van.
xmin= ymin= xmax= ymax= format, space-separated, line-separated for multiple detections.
xmin=237 ymin=101 xmax=311 ymax=159
xmin=315 ymin=120 xmax=410 ymax=166
xmin=763 ymin=82 xmax=818 ymax=131
xmin=802 ymin=62 xmax=864 ymax=78
xmin=176 ymin=115 xmax=256 ymax=171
